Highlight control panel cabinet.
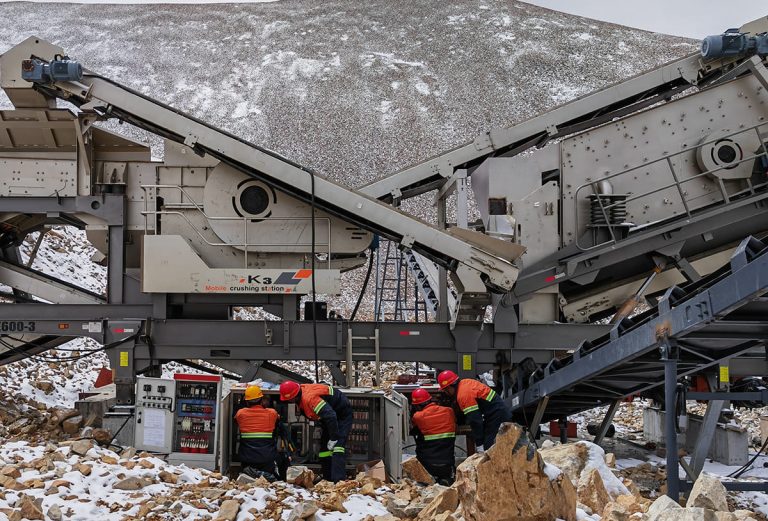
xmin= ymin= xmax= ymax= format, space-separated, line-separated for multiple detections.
xmin=220 ymin=387 xmax=406 ymax=480
xmin=168 ymin=374 xmax=222 ymax=470
xmin=134 ymin=377 xmax=176 ymax=453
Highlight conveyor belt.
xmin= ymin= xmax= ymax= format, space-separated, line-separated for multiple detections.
xmin=508 ymin=236 xmax=768 ymax=422
xmin=24 ymin=51 xmax=522 ymax=295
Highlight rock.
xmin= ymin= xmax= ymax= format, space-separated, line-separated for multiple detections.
xmin=538 ymin=442 xmax=588 ymax=485
xmin=646 ymin=495 xmax=682 ymax=521
xmin=75 ymin=463 xmax=91 ymax=476
xmin=216 ymin=499 xmax=240 ymax=521
xmin=101 ymin=455 xmax=118 ymax=465
xmin=1 ymin=466 xmax=21 ymax=479
xmin=687 ymin=474 xmax=728 ymax=512
xmin=47 ymin=504 xmax=62 ymax=521
xmin=19 ymin=497 xmax=43 ymax=520
xmin=158 ymin=471 xmax=178 ymax=484
xmin=61 ymin=416 xmax=83 ymax=435
xmin=200 ymin=488 xmax=227 ymax=500
xmin=733 ymin=511 xmax=758 ymax=521
xmin=121 ymin=447 xmax=137 ymax=460
xmin=601 ymin=502 xmax=630 ymax=521
xmin=92 ymin=428 xmax=112 ymax=445
xmin=0 ymin=475 xmax=20 ymax=490
xmin=113 ymin=477 xmax=150 ymax=490
xmin=716 ymin=513 xmax=739 ymax=521
xmin=50 ymin=479 xmax=71 ymax=489
xmin=577 ymin=467 xmax=611 ymax=514
xmin=34 ymin=381 xmax=54 ymax=395
xmin=416 ymin=486 xmax=458 ymax=520
xmin=605 ymin=452 xmax=616 ymax=468
xmin=656 ymin=508 xmax=718 ymax=521
xmin=402 ymin=457 xmax=435 ymax=485
xmin=615 ymin=494 xmax=648 ymax=514
xmin=386 ymin=498 xmax=412 ymax=518
xmin=236 ymin=473 xmax=256 ymax=485
xmin=138 ymin=459 xmax=155 ymax=469
xmin=433 ymin=513 xmax=456 ymax=521
xmin=70 ymin=439 xmax=92 ymax=456
xmin=360 ymin=483 xmax=377 ymax=497
xmin=454 ymin=423 xmax=576 ymax=521
xmin=287 ymin=500 xmax=319 ymax=521
xmin=322 ymin=492 xmax=347 ymax=513
xmin=286 ymin=466 xmax=315 ymax=489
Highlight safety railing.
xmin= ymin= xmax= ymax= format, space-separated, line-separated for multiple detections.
xmin=574 ymin=122 xmax=768 ymax=251
xmin=140 ymin=184 xmax=332 ymax=269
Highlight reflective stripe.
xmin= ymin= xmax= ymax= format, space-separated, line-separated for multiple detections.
xmin=313 ymin=401 xmax=326 ymax=414
xmin=423 ymin=432 xmax=456 ymax=441
xmin=486 ymin=389 xmax=496 ymax=401
xmin=318 ymin=451 xmax=331 ymax=458
xmin=333 ymin=446 xmax=345 ymax=453
xmin=328 ymin=385 xmax=334 ymax=395
xmin=240 ymin=432 xmax=273 ymax=439
xmin=462 ymin=405 xmax=479 ymax=414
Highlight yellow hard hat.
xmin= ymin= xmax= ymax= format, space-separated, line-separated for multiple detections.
xmin=244 ymin=385 xmax=263 ymax=401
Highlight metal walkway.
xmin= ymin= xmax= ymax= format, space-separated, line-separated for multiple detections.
xmin=508 ymin=236 xmax=768 ymax=422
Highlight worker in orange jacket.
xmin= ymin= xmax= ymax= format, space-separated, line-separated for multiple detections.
xmin=234 ymin=385 xmax=282 ymax=481
xmin=438 ymin=370 xmax=512 ymax=452
xmin=410 ymin=387 xmax=457 ymax=485
xmin=280 ymin=381 xmax=352 ymax=482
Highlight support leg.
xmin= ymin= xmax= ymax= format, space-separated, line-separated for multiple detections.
xmin=529 ymin=396 xmax=550 ymax=438
xmin=690 ymin=400 xmax=726 ymax=479
xmin=594 ymin=400 xmax=621 ymax=445
xmin=663 ymin=345 xmax=680 ymax=503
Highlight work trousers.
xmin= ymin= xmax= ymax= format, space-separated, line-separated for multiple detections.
xmin=318 ymin=407 xmax=353 ymax=482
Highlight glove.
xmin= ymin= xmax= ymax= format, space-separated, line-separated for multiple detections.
xmin=475 ymin=445 xmax=485 ymax=454
xmin=327 ymin=440 xmax=338 ymax=451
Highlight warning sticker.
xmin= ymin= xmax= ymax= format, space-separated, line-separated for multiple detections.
xmin=462 ymin=354 xmax=472 ymax=371
xmin=719 ymin=365 xmax=729 ymax=384
xmin=119 ymin=351 xmax=129 ymax=367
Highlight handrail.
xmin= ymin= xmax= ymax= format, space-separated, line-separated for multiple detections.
xmin=140 ymin=184 xmax=332 ymax=269
xmin=574 ymin=122 xmax=768 ymax=251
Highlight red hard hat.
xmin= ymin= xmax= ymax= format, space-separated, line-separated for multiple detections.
xmin=438 ymin=370 xmax=459 ymax=390
xmin=411 ymin=388 xmax=432 ymax=406
xmin=280 ymin=380 xmax=301 ymax=401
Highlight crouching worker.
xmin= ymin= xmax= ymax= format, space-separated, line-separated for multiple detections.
xmin=438 ymin=370 xmax=512 ymax=452
xmin=235 ymin=385 xmax=281 ymax=481
xmin=410 ymin=387 xmax=456 ymax=485
xmin=280 ymin=381 xmax=352 ymax=482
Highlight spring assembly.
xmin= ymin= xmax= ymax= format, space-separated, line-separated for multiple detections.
xmin=588 ymin=194 xmax=628 ymax=227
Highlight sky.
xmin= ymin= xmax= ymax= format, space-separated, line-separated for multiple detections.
xmin=524 ymin=0 xmax=767 ymax=39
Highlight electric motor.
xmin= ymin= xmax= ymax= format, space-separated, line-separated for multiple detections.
xmin=701 ymin=29 xmax=768 ymax=60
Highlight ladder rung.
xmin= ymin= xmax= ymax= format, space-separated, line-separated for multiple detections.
xmin=351 ymin=352 xmax=376 ymax=357
xmin=351 ymin=336 xmax=376 ymax=341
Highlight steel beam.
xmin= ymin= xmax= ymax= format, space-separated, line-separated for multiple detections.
xmin=0 ymin=195 xmax=124 ymax=224
xmin=663 ymin=345 xmax=680 ymax=503
xmin=690 ymin=400 xmax=726 ymax=479
xmin=594 ymin=400 xmax=620 ymax=445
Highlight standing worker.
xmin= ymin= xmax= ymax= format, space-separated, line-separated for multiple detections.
xmin=234 ymin=385 xmax=282 ymax=481
xmin=410 ymin=387 xmax=457 ymax=485
xmin=438 ymin=370 xmax=512 ymax=452
xmin=279 ymin=381 xmax=352 ymax=482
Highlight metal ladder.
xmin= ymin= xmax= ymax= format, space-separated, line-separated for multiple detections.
xmin=374 ymin=240 xmax=428 ymax=322
xmin=345 ymin=328 xmax=380 ymax=387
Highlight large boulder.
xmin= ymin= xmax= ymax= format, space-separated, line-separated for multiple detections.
xmin=402 ymin=457 xmax=435 ymax=485
xmin=416 ymin=486 xmax=458 ymax=520
xmin=577 ymin=467 xmax=611 ymax=514
xmin=454 ymin=423 xmax=576 ymax=521
xmin=646 ymin=494 xmax=682 ymax=521
xmin=656 ymin=508 xmax=718 ymax=521
xmin=538 ymin=442 xmax=588 ymax=484
xmin=687 ymin=474 xmax=728 ymax=512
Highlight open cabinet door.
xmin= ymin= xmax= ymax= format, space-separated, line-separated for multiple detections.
xmin=383 ymin=391 xmax=409 ymax=481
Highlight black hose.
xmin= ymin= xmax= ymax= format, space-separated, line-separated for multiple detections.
xmin=350 ymin=249 xmax=374 ymax=321
xmin=728 ymin=436 xmax=768 ymax=478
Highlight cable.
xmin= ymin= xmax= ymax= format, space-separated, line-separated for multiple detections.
xmin=350 ymin=248 xmax=374 ymax=322
xmin=305 ymin=168 xmax=319 ymax=383
xmin=727 ymin=436 xmax=768 ymax=479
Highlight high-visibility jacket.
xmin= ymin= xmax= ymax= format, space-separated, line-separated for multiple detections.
xmin=411 ymin=403 xmax=456 ymax=465
xmin=297 ymin=384 xmax=351 ymax=441
xmin=235 ymin=405 xmax=279 ymax=465
xmin=455 ymin=379 xmax=509 ymax=446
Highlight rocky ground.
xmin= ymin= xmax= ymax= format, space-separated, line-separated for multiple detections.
xmin=1 ymin=418 xmax=766 ymax=521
